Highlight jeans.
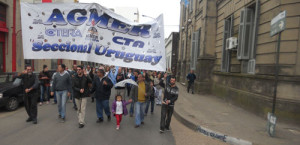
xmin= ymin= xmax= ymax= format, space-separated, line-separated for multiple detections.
xmin=40 ymin=85 xmax=50 ymax=102
xmin=56 ymin=90 xmax=68 ymax=118
xmin=130 ymin=102 xmax=134 ymax=115
xmin=24 ymin=92 xmax=38 ymax=120
xmin=187 ymin=82 xmax=195 ymax=93
xmin=135 ymin=102 xmax=145 ymax=125
xmin=145 ymin=99 xmax=155 ymax=114
xmin=160 ymin=104 xmax=174 ymax=131
xmin=95 ymin=99 xmax=110 ymax=119
xmin=71 ymin=90 xmax=77 ymax=108
xmin=53 ymin=92 xmax=57 ymax=103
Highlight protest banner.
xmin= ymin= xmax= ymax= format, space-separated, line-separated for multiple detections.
xmin=21 ymin=2 xmax=166 ymax=71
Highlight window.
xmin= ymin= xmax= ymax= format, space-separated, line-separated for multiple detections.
xmin=180 ymin=40 xmax=184 ymax=60
xmin=237 ymin=8 xmax=254 ymax=60
xmin=237 ymin=2 xmax=259 ymax=74
xmin=189 ymin=0 xmax=193 ymax=13
xmin=221 ymin=15 xmax=234 ymax=72
xmin=25 ymin=59 xmax=35 ymax=70
xmin=183 ymin=5 xmax=186 ymax=22
xmin=51 ymin=59 xmax=58 ymax=70
xmin=190 ymin=30 xmax=199 ymax=70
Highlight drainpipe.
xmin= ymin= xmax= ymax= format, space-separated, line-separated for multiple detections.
xmin=12 ymin=0 xmax=16 ymax=72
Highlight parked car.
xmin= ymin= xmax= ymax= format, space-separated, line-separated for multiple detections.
xmin=0 ymin=72 xmax=24 ymax=111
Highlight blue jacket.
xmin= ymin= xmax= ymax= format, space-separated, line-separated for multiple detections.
xmin=186 ymin=73 xmax=196 ymax=83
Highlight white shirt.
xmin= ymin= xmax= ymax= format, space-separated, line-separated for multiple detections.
xmin=116 ymin=101 xmax=123 ymax=115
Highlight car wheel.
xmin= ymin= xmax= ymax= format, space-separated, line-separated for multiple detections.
xmin=6 ymin=97 xmax=19 ymax=111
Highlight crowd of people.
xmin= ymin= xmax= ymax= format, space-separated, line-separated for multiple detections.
xmin=17 ymin=63 xmax=179 ymax=133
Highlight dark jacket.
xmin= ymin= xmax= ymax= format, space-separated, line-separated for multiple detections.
xmin=187 ymin=73 xmax=196 ymax=83
xmin=115 ymin=73 xmax=125 ymax=89
xmin=72 ymin=74 xmax=92 ymax=99
xmin=130 ymin=81 xmax=151 ymax=103
xmin=18 ymin=73 xmax=39 ymax=94
xmin=111 ymin=100 xmax=131 ymax=116
xmin=38 ymin=71 xmax=51 ymax=86
xmin=163 ymin=83 xmax=179 ymax=106
xmin=148 ymin=87 xmax=156 ymax=101
xmin=90 ymin=76 xmax=113 ymax=100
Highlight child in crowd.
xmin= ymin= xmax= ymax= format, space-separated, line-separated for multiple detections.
xmin=111 ymin=95 xmax=132 ymax=130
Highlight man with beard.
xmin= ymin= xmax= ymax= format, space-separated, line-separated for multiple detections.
xmin=72 ymin=65 xmax=92 ymax=128
xmin=18 ymin=65 xmax=39 ymax=124
xmin=160 ymin=76 xmax=178 ymax=133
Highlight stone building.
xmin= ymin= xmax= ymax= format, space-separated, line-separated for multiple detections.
xmin=165 ymin=32 xmax=179 ymax=74
xmin=177 ymin=0 xmax=217 ymax=93
xmin=177 ymin=0 xmax=300 ymax=124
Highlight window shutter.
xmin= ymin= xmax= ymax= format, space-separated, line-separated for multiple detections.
xmin=189 ymin=0 xmax=193 ymax=13
xmin=237 ymin=9 xmax=245 ymax=60
xmin=242 ymin=8 xmax=254 ymax=59
xmin=197 ymin=28 xmax=201 ymax=57
xmin=230 ymin=15 xmax=234 ymax=37
xmin=221 ymin=19 xmax=230 ymax=72
xmin=191 ymin=31 xmax=198 ymax=70
xmin=251 ymin=1 xmax=260 ymax=59
xmin=248 ymin=59 xmax=255 ymax=74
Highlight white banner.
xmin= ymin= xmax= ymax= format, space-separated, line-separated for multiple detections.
xmin=20 ymin=2 xmax=166 ymax=71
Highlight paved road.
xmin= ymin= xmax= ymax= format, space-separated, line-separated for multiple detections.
xmin=0 ymin=89 xmax=226 ymax=145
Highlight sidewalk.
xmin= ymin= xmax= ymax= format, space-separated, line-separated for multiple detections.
xmin=173 ymin=83 xmax=300 ymax=145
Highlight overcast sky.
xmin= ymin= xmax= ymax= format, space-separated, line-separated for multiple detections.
xmin=79 ymin=0 xmax=181 ymax=38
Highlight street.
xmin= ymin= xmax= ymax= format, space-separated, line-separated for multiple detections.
xmin=0 ymin=89 xmax=226 ymax=145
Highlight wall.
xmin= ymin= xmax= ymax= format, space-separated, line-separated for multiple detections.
xmin=213 ymin=0 xmax=300 ymax=124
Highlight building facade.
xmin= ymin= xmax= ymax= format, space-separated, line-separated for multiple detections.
xmin=177 ymin=0 xmax=217 ymax=93
xmin=165 ymin=32 xmax=179 ymax=74
xmin=0 ymin=0 xmax=81 ymax=74
xmin=178 ymin=0 xmax=300 ymax=124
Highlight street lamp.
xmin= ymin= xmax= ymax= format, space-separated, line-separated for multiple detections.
xmin=142 ymin=14 xmax=155 ymax=20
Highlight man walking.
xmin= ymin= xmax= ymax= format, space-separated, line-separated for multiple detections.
xmin=51 ymin=64 xmax=72 ymax=123
xmin=91 ymin=69 xmax=113 ymax=123
xmin=72 ymin=65 xmax=92 ymax=128
xmin=129 ymin=70 xmax=139 ymax=117
xmin=18 ymin=65 xmax=39 ymax=124
xmin=186 ymin=70 xmax=196 ymax=94
xmin=38 ymin=65 xmax=51 ymax=105
xmin=69 ymin=64 xmax=78 ymax=110
xmin=115 ymin=67 xmax=126 ymax=98
xmin=160 ymin=76 xmax=178 ymax=133
xmin=130 ymin=74 xmax=150 ymax=128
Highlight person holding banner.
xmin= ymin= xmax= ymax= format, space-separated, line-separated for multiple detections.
xmin=91 ymin=69 xmax=113 ymax=123
xmin=50 ymin=64 xmax=72 ymax=123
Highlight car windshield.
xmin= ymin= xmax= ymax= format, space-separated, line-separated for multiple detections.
xmin=0 ymin=75 xmax=8 ymax=83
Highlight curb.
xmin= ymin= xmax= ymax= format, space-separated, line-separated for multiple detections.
xmin=173 ymin=105 xmax=253 ymax=145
